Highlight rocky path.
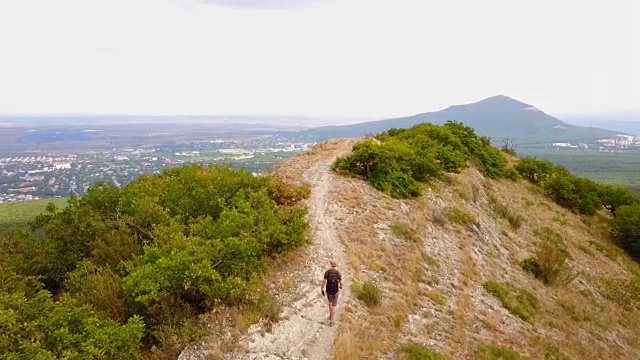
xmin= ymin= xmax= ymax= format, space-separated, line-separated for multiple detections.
xmin=228 ymin=141 xmax=354 ymax=360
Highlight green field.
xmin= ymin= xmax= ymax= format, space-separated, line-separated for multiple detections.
xmin=518 ymin=149 xmax=640 ymax=194
xmin=0 ymin=197 xmax=69 ymax=225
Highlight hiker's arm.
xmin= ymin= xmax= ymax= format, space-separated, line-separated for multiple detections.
xmin=320 ymin=276 xmax=326 ymax=293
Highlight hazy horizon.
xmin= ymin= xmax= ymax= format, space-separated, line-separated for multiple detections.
xmin=1 ymin=0 xmax=638 ymax=118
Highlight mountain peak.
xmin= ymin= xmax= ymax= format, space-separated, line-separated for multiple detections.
xmin=470 ymin=95 xmax=532 ymax=108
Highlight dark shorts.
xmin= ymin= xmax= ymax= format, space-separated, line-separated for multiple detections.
xmin=327 ymin=292 xmax=339 ymax=306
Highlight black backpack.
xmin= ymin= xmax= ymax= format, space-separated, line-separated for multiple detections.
xmin=326 ymin=269 xmax=340 ymax=295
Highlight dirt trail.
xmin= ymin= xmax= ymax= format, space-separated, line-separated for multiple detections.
xmin=228 ymin=140 xmax=356 ymax=360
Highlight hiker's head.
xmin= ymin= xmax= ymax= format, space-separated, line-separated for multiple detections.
xmin=330 ymin=260 xmax=337 ymax=268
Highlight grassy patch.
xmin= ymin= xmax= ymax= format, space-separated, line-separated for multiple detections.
xmin=352 ymin=279 xmax=382 ymax=307
xmin=426 ymin=290 xmax=446 ymax=306
xmin=432 ymin=210 xmax=448 ymax=227
xmin=534 ymin=226 xmax=562 ymax=242
xmin=391 ymin=222 xmax=421 ymax=244
xmin=423 ymin=254 xmax=439 ymax=267
xmin=588 ymin=240 xmax=624 ymax=261
xmin=488 ymin=193 xmax=524 ymax=229
xmin=0 ymin=197 xmax=68 ymax=225
xmin=370 ymin=261 xmax=386 ymax=272
xmin=282 ymin=276 xmax=293 ymax=290
xmin=444 ymin=206 xmax=478 ymax=228
xmin=334 ymin=330 xmax=357 ymax=360
xmin=557 ymin=297 xmax=595 ymax=323
xmin=399 ymin=342 xmax=448 ymax=360
xmin=456 ymin=188 xmax=470 ymax=201
xmin=390 ymin=311 xmax=406 ymax=329
xmin=233 ymin=293 xmax=282 ymax=334
xmin=521 ymin=227 xmax=574 ymax=286
xmin=471 ymin=183 xmax=482 ymax=203
xmin=530 ymin=336 xmax=572 ymax=360
xmin=599 ymin=276 xmax=640 ymax=311
xmin=483 ymin=280 xmax=539 ymax=322
xmin=478 ymin=344 xmax=528 ymax=360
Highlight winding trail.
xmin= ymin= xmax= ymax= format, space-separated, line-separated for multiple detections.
xmin=229 ymin=140 xmax=355 ymax=360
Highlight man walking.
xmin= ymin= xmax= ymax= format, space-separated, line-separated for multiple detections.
xmin=320 ymin=260 xmax=342 ymax=326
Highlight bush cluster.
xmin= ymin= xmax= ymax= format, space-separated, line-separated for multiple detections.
xmin=513 ymin=156 xmax=640 ymax=258
xmin=332 ymin=121 xmax=508 ymax=199
xmin=0 ymin=164 xmax=309 ymax=358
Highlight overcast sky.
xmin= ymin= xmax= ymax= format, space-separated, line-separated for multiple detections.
xmin=0 ymin=0 xmax=638 ymax=118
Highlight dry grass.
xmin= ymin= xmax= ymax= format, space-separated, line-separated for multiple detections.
xmin=444 ymin=206 xmax=479 ymax=228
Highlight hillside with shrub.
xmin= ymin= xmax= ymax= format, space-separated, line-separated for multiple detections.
xmin=332 ymin=121 xmax=640 ymax=260
xmin=322 ymin=122 xmax=640 ymax=359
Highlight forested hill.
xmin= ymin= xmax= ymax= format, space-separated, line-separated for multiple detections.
xmin=298 ymin=95 xmax=620 ymax=147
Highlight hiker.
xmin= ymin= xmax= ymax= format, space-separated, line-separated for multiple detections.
xmin=320 ymin=260 xmax=342 ymax=326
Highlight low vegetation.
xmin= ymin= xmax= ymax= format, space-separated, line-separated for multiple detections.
xmin=0 ymin=164 xmax=310 ymax=358
xmin=513 ymin=156 xmax=640 ymax=259
xmin=352 ymin=279 xmax=382 ymax=307
xmin=521 ymin=227 xmax=574 ymax=286
xmin=478 ymin=344 xmax=527 ymax=360
xmin=483 ymin=280 xmax=539 ymax=322
xmin=0 ymin=197 xmax=68 ymax=226
xmin=488 ymin=193 xmax=524 ymax=229
xmin=399 ymin=342 xmax=448 ymax=360
xmin=391 ymin=222 xmax=421 ymax=244
xmin=444 ymin=206 xmax=478 ymax=228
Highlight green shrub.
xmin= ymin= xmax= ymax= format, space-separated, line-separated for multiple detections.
xmin=332 ymin=121 xmax=509 ymax=199
xmin=370 ymin=171 xmax=422 ymax=199
xmin=478 ymin=344 xmax=528 ymax=360
xmin=521 ymin=228 xmax=573 ymax=286
xmin=400 ymin=342 xmax=448 ymax=360
xmin=483 ymin=280 xmax=539 ymax=322
xmin=543 ymin=174 xmax=601 ymax=215
xmin=503 ymin=166 xmax=522 ymax=181
xmin=610 ymin=204 xmax=640 ymax=258
xmin=0 ymin=290 xmax=145 ymax=359
xmin=64 ymin=260 xmax=129 ymax=322
xmin=475 ymin=143 xmax=508 ymax=179
xmin=353 ymin=280 xmax=382 ymax=307
xmin=515 ymin=157 xmax=554 ymax=185
xmin=598 ymin=184 xmax=639 ymax=217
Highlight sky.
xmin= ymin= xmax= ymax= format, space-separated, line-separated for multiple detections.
xmin=0 ymin=0 xmax=638 ymax=118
